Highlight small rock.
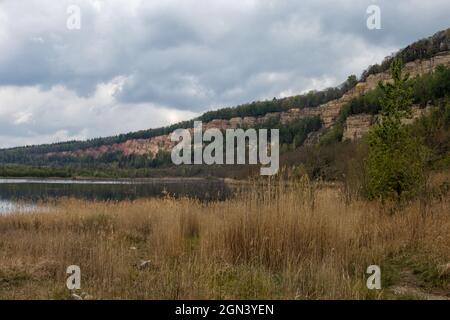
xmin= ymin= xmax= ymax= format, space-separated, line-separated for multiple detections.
xmin=138 ymin=260 xmax=153 ymax=270
xmin=81 ymin=292 xmax=94 ymax=300
xmin=71 ymin=293 xmax=83 ymax=300
xmin=130 ymin=246 xmax=137 ymax=250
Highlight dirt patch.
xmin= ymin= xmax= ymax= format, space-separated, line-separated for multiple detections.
xmin=389 ymin=270 xmax=449 ymax=300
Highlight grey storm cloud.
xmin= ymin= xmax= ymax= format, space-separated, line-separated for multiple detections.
xmin=0 ymin=0 xmax=449 ymax=147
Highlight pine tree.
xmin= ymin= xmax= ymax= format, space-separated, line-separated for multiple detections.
xmin=365 ymin=59 xmax=427 ymax=200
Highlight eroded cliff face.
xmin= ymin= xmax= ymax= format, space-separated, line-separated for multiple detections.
xmin=343 ymin=114 xmax=374 ymax=141
xmin=339 ymin=52 xmax=450 ymax=142
xmin=360 ymin=51 xmax=450 ymax=93
xmin=48 ymin=136 xmax=178 ymax=159
xmin=342 ymin=106 xmax=435 ymax=141
xmin=47 ymin=89 xmax=359 ymax=159
xmin=47 ymin=52 xmax=450 ymax=159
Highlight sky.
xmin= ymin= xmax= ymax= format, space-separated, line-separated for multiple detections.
xmin=0 ymin=0 xmax=449 ymax=148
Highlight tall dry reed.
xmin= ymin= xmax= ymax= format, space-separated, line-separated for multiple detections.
xmin=0 ymin=174 xmax=448 ymax=299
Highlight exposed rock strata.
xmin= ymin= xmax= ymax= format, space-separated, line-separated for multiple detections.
xmin=47 ymin=52 xmax=450 ymax=159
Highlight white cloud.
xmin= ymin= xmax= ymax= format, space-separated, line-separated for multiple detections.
xmin=0 ymin=80 xmax=197 ymax=148
xmin=14 ymin=112 xmax=33 ymax=125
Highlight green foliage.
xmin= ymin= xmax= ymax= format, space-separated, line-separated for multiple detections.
xmin=378 ymin=59 xmax=414 ymax=119
xmin=348 ymin=87 xmax=384 ymax=115
xmin=254 ymin=116 xmax=322 ymax=151
xmin=365 ymin=59 xmax=428 ymax=200
xmin=343 ymin=75 xmax=358 ymax=92
xmin=413 ymin=64 xmax=450 ymax=106
xmin=319 ymin=104 xmax=352 ymax=146
xmin=410 ymin=101 xmax=450 ymax=169
xmin=0 ymin=165 xmax=72 ymax=178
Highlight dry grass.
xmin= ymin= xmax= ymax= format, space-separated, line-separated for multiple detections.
xmin=0 ymin=175 xmax=449 ymax=300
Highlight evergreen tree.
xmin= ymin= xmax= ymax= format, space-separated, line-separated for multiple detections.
xmin=365 ymin=59 xmax=427 ymax=200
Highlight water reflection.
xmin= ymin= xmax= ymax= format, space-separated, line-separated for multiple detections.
xmin=0 ymin=178 xmax=233 ymax=214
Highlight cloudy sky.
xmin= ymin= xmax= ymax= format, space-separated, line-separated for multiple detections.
xmin=0 ymin=0 xmax=449 ymax=148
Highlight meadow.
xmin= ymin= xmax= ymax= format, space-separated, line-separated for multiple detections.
xmin=0 ymin=173 xmax=448 ymax=300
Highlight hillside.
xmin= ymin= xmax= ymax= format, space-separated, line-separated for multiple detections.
xmin=1 ymin=28 xmax=450 ymax=177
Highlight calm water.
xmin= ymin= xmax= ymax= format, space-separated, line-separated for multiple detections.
xmin=0 ymin=178 xmax=233 ymax=214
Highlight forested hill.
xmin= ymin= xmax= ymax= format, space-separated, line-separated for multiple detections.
xmin=1 ymin=28 xmax=450 ymax=169
xmin=0 ymin=75 xmax=357 ymax=158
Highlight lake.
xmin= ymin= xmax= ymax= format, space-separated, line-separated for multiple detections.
xmin=0 ymin=178 xmax=234 ymax=214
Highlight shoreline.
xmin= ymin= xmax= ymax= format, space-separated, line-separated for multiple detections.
xmin=0 ymin=176 xmax=229 ymax=184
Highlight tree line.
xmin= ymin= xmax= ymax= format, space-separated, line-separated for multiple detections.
xmin=361 ymin=28 xmax=450 ymax=81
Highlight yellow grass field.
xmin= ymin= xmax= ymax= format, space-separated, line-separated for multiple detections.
xmin=0 ymin=176 xmax=449 ymax=300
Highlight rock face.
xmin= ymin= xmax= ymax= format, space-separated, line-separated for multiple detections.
xmin=343 ymin=114 xmax=373 ymax=141
xmin=343 ymin=106 xmax=435 ymax=141
xmin=47 ymin=52 xmax=450 ymax=159
xmin=48 ymin=136 xmax=178 ymax=159
xmin=363 ymin=51 xmax=450 ymax=93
